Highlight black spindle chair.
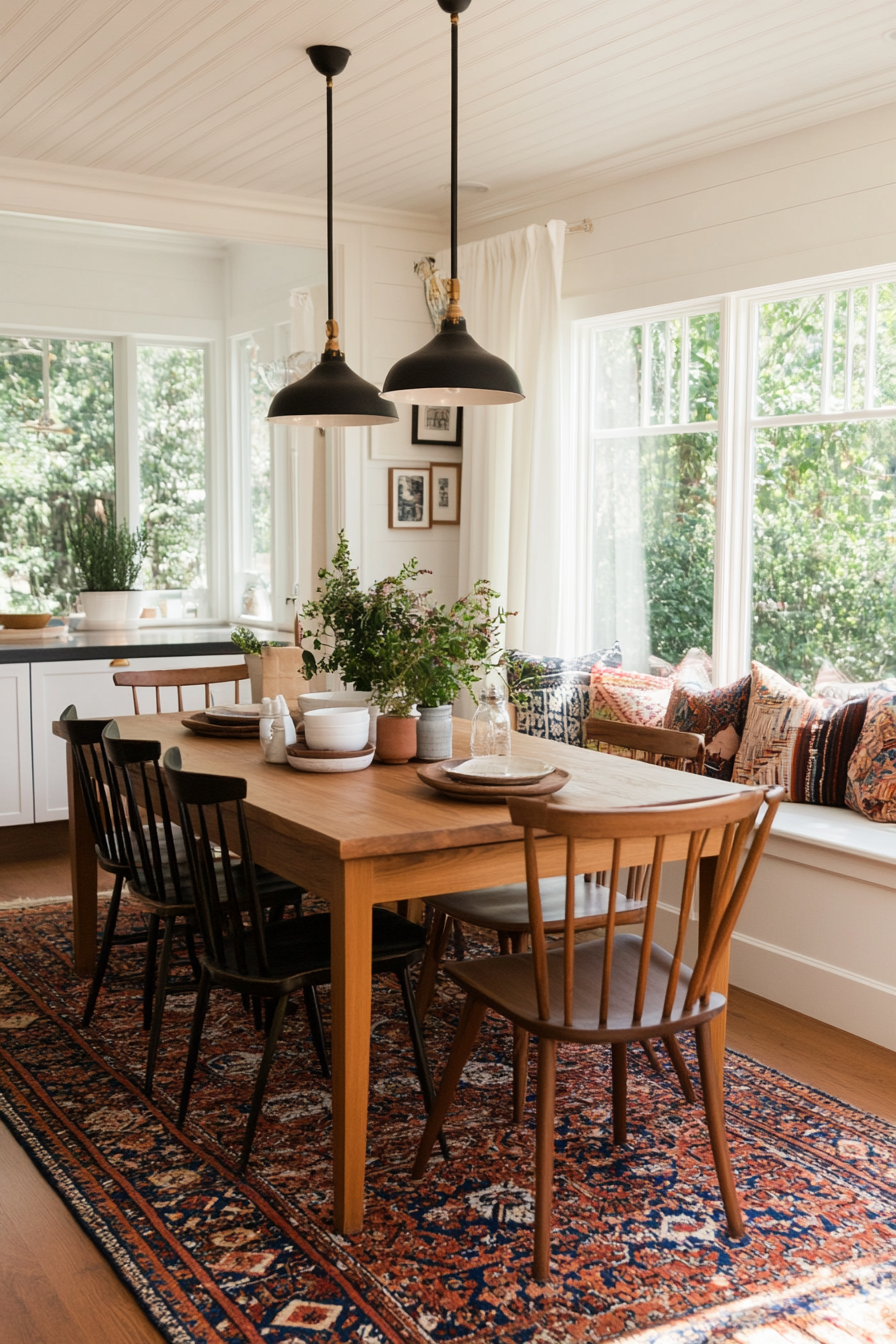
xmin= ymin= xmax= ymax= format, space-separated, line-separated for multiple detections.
xmin=163 ymin=746 xmax=448 ymax=1173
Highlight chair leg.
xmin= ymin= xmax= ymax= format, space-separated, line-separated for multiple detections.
xmin=251 ymin=995 xmax=263 ymax=1031
xmin=452 ymin=920 xmax=467 ymax=960
xmin=81 ymin=872 xmax=124 ymax=1028
xmin=239 ymin=993 xmax=290 ymax=1172
xmin=178 ymin=967 xmax=212 ymax=1127
xmin=415 ymin=909 xmax=451 ymax=1019
xmin=144 ymin=914 xmax=176 ymax=1098
xmin=534 ymin=1036 xmax=557 ymax=1282
xmin=183 ymin=925 xmax=202 ymax=979
xmin=142 ymin=914 xmax=160 ymax=1031
xmin=411 ymin=994 xmax=487 ymax=1180
xmin=640 ymin=1039 xmax=664 ymax=1074
xmin=512 ymin=1028 xmax=530 ymax=1124
xmin=694 ymin=1021 xmax=745 ymax=1239
xmin=611 ymin=1041 xmax=627 ymax=1145
xmin=303 ymin=985 xmax=330 ymax=1079
xmin=397 ymin=968 xmax=449 ymax=1161
xmin=663 ymin=1034 xmax=696 ymax=1103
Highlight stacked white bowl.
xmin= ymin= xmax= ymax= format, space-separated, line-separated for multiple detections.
xmin=302 ymin=706 xmax=371 ymax=752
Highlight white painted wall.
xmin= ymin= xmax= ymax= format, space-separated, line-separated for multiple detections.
xmin=461 ymin=98 xmax=896 ymax=318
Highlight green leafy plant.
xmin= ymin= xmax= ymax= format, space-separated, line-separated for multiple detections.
xmin=405 ymin=581 xmax=508 ymax=708
xmin=229 ymin=626 xmax=286 ymax=655
xmin=69 ymin=502 xmax=148 ymax=591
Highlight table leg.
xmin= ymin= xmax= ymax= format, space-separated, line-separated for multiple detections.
xmin=66 ymin=743 xmax=97 ymax=979
xmin=330 ymin=857 xmax=374 ymax=1234
xmin=699 ymin=854 xmax=728 ymax=1092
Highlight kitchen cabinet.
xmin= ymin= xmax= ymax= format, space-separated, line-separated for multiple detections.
xmin=0 ymin=663 xmax=34 ymax=826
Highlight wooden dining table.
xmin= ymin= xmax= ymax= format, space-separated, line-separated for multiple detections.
xmin=57 ymin=713 xmax=750 ymax=1235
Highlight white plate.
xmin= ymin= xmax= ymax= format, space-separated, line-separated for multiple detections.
xmin=445 ymin=756 xmax=556 ymax=785
xmin=206 ymin=703 xmax=262 ymax=723
xmin=286 ymin=748 xmax=375 ymax=774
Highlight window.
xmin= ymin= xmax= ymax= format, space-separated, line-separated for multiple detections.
xmin=0 ymin=337 xmax=115 ymax=613
xmin=583 ymin=310 xmax=719 ymax=671
xmin=575 ymin=266 xmax=896 ymax=687
xmin=137 ymin=344 xmax=208 ymax=615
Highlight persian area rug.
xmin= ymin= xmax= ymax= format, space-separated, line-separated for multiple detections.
xmin=1 ymin=900 xmax=895 ymax=1344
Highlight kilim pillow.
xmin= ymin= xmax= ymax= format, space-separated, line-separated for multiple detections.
xmin=733 ymin=661 xmax=867 ymax=805
xmin=663 ymin=648 xmax=713 ymax=731
xmin=589 ymin=667 xmax=672 ymax=729
xmin=665 ymin=673 xmax=751 ymax=782
xmin=845 ymin=688 xmax=896 ymax=822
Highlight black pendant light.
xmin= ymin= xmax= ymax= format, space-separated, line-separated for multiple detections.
xmin=382 ymin=0 xmax=523 ymax=407
xmin=268 ymin=46 xmax=398 ymax=427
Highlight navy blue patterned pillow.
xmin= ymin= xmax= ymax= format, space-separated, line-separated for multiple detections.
xmin=506 ymin=642 xmax=622 ymax=693
xmin=514 ymin=685 xmax=593 ymax=748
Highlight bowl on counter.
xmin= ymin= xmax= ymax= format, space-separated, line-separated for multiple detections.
xmin=302 ymin=706 xmax=371 ymax=752
xmin=0 ymin=613 xmax=52 ymax=629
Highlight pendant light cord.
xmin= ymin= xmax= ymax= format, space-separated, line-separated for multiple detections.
xmin=450 ymin=13 xmax=458 ymax=280
xmin=326 ymin=76 xmax=335 ymax=331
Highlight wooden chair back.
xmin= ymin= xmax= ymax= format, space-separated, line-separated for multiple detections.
xmin=507 ymin=788 xmax=783 ymax=1029
xmin=162 ymin=747 xmax=269 ymax=977
xmin=584 ymin=718 xmax=706 ymax=774
xmin=112 ymin=664 xmax=249 ymax=714
xmin=56 ymin=705 xmax=130 ymax=876
xmin=101 ymin=722 xmax=187 ymax=907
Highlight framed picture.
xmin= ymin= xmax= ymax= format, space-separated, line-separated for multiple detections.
xmin=430 ymin=462 xmax=461 ymax=525
xmin=411 ymin=404 xmax=463 ymax=447
xmin=389 ymin=468 xmax=430 ymax=529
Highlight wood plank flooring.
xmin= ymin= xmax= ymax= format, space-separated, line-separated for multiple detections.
xmin=0 ymin=850 xmax=894 ymax=1342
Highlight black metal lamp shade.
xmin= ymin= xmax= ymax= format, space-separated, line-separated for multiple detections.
xmin=382 ymin=318 xmax=523 ymax=406
xmin=268 ymin=351 xmax=398 ymax=427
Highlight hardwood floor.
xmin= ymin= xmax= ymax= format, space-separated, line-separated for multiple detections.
xmin=0 ymin=848 xmax=894 ymax=1341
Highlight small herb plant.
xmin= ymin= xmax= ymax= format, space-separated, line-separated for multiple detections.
xmin=69 ymin=501 xmax=148 ymax=592
xmin=406 ymin=582 xmax=508 ymax=708
xmin=230 ymin=626 xmax=286 ymax=656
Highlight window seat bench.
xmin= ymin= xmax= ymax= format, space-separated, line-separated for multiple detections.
xmin=724 ymin=802 xmax=896 ymax=1051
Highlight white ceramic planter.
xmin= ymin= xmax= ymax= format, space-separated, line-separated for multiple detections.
xmin=79 ymin=590 xmax=142 ymax=631
xmin=416 ymin=704 xmax=453 ymax=761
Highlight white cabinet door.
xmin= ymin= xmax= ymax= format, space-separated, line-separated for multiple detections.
xmin=30 ymin=653 xmax=248 ymax=823
xmin=0 ymin=663 xmax=34 ymax=826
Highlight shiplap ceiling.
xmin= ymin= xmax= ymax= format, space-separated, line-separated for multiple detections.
xmin=2 ymin=0 xmax=896 ymax=224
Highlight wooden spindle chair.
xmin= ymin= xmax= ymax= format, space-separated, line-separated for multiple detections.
xmin=101 ymin=722 xmax=313 ymax=1096
xmin=163 ymin=746 xmax=448 ymax=1172
xmin=415 ymin=721 xmax=708 ymax=1114
xmin=412 ymin=785 xmax=784 ymax=1281
xmin=56 ymin=706 xmax=152 ymax=1029
xmin=112 ymin=664 xmax=250 ymax=714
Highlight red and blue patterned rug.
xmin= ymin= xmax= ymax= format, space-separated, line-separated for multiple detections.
xmin=1 ymin=899 xmax=895 ymax=1343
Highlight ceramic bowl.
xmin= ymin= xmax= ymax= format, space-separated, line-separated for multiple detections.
xmin=297 ymin=690 xmax=371 ymax=715
xmin=0 ymin=612 xmax=52 ymax=629
xmin=303 ymin=706 xmax=371 ymax=752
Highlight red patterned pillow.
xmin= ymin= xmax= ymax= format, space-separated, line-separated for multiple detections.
xmin=845 ymin=688 xmax=896 ymax=822
xmin=589 ymin=667 xmax=671 ymax=728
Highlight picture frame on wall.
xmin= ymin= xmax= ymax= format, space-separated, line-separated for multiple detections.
xmin=430 ymin=462 xmax=461 ymax=525
xmin=389 ymin=468 xmax=431 ymax=529
xmin=411 ymin=404 xmax=463 ymax=447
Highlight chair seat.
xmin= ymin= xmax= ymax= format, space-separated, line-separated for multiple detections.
xmin=126 ymin=822 xmax=302 ymax=912
xmin=205 ymin=908 xmax=427 ymax=994
xmin=426 ymin=874 xmax=646 ymax=933
xmin=446 ymin=933 xmax=724 ymax=1042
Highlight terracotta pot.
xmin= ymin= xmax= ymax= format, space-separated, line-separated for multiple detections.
xmin=374 ymin=714 xmax=417 ymax=765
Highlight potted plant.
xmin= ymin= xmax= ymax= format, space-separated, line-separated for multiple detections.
xmin=230 ymin=626 xmax=287 ymax=702
xmin=69 ymin=500 xmax=149 ymax=631
xmin=408 ymin=582 xmax=508 ymax=761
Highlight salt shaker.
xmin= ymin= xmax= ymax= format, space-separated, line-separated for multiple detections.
xmin=259 ymin=697 xmax=276 ymax=749
xmin=275 ymin=695 xmax=297 ymax=747
xmin=264 ymin=719 xmax=287 ymax=763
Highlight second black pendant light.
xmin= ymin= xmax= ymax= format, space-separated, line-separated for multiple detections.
xmin=383 ymin=0 xmax=524 ymax=407
xmin=267 ymin=46 xmax=398 ymax=427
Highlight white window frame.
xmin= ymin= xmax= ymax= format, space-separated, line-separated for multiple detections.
xmin=572 ymin=259 xmax=896 ymax=685
xmin=0 ymin=324 xmax=216 ymax=621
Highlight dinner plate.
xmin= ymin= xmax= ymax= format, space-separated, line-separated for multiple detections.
xmin=286 ymin=743 xmax=375 ymax=774
xmin=417 ymin=760 xmax=570 ymax=802
xmin=182 ymin=713 xmax=259 ymax=738
xmin=206 ymin=703 xmax=262 ymax=724
xmin=445 ymin=756 xmax=555 ymax=786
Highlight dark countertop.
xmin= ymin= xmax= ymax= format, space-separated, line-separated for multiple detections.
xmin=0 ymin=625 xmax=247 ymax=664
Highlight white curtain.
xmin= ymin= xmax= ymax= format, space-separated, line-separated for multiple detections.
xmin=436 ymin=221 xmax=566 ymax=655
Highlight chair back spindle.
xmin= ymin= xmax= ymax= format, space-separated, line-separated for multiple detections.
xmin=57 ymin=706 xmax=131 ymax=876
xmin=101 ymin=722 xmax=188 ymax=907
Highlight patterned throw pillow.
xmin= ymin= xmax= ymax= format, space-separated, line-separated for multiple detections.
xmin=733 ymin=661 xmax=867 ymax=805
xmin=665 ymin=673 xmax=751 ymax=782
xmin=514 ymin=684 xmax=593 ymax=748
xmin=589 ymin=667 xmax=672 ymax=728
xmin=845 ymin=688 xmax=896 ymax=822
xmin=663 ymin=648 xmax=713 ymax=730
xmin=506 ymin=642 xmax=622 ymax=692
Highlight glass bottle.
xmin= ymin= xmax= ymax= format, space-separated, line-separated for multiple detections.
xmin=469 ymin=686 xmax=512 ymax=756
